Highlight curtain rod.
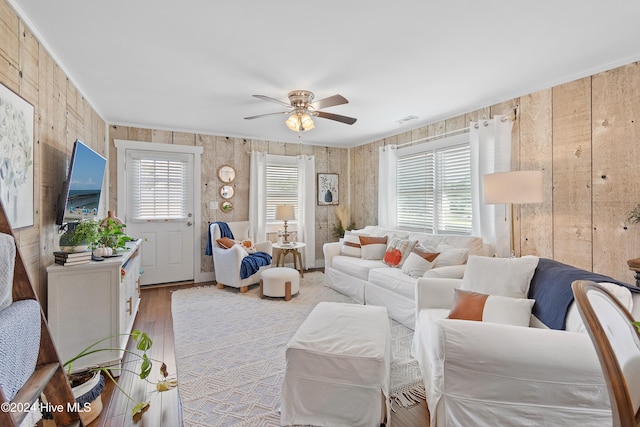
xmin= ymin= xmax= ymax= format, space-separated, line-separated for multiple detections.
xmin=395 ymin=127 xmax=470 ymax=149
xmin=394 ymin=116 xmax=509 ymax=149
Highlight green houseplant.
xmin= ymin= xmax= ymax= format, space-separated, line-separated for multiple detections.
xmin=97 ymin=217 xmax=132 ymax=252
xmin=59 ymin=219 xmax=100 ymax=253
xmin=64 ymin=329 xmax=177 ymax=422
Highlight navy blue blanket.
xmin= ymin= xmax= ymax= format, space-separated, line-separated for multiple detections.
xmin=528 ymin=258 xmax=636 ymax=330
xmin=240 ymin=251 xmax=272 ymax=279
xmin=205 ymin=222 xmax=234 ymax=256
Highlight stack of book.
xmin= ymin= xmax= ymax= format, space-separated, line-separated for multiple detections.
xmin=54 ymin=250 xmax=92 ymax=266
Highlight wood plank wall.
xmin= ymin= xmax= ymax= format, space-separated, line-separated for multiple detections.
xmin=3 ymin=0 xmax=639 ymax=296
xmin=107 ymin=127 xmax=349 ymax=273
xmin=0 ymin=0 xmax=106 ymax=306
xmin=351 ymin=62 xmax=640 ymax=284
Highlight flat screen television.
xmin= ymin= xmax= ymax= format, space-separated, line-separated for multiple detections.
xmin=55 ymin=140 xmax=107 ymax=227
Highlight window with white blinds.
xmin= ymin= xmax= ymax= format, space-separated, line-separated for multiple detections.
xmin=266 ymin=162 xmax=298 ymax=222
xmin=396 ymin=142 xmax=471 ymax=234
xmin=126 ymin=151 xmax=192 ymax=221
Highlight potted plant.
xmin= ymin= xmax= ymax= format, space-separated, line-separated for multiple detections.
xmin=59 ymin=219 xmax=100 ymax=253
xmin=96 ymin=217 xmax=132 ymax=253
xmin=332 ymin=205 xmax=355 ymax=239
xmin=63 ymin=329 xmax=177 ymax=423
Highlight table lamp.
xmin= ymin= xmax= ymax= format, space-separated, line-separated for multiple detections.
xmin=275 ymin=205 xmax=295 ymax=244
xmin=483 ymin=170 xmax=543 ymax=256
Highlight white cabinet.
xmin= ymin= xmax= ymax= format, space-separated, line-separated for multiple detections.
xmin=47 ymin=240 xmax=142 ymax=373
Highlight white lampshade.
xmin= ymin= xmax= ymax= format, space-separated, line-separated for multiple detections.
xmin=300 ymin=113 xmax=315 ymax=131
xmin=275 ymin=205 xmax=295 ymax=221
xmin=285 ymin=114 xmax=300 ymax=131
xmin=483 ymin=171 xmax=543 ymax=204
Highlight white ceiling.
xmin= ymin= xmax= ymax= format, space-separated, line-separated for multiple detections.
xmin=9 ymin=0 xmax=640 ymax=148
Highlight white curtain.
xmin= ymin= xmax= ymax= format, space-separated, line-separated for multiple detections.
xmin=470 ymin=115 xmax=512 ymax=257
xmin=249 ymin=151 xmax=268 ymax=242
xmin=297 ymin=155 xmax=316 ymax=269
xmin=378 ymin=145 xmax=398 ymax=228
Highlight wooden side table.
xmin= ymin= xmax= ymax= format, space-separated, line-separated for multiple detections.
xmin=273 ymin=242 xmax=306 ymax=277
xmin=627 ymin=258 xmax=640 ymax=287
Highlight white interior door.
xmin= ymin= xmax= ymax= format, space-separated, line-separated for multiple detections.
xmin=123 ymin=149 xmax=195 ymax=285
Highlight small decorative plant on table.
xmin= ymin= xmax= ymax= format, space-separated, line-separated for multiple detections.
xmin=59 ymin=219 xmax=100 ymax=253
xmin=64 ymin=330 xmax=177 ymax=422
xmin=93 ymin=217 xmax=132 ymax=256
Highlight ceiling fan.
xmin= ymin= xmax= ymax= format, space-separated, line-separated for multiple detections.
xmin=244 ymin=90 xmax=357 ymax=132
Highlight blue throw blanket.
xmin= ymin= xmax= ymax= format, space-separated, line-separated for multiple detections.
xmin=528 ymin=258 xmax=637 ymax=330
xmin=240 ymin=251 xmax=272 ymax=279
xmin=205 ymin=222 xmax=234 ymax=255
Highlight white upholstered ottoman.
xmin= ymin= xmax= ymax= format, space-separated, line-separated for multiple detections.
xmin=259 ymin=267 xmax=300 ymax=301
xmin=281 ymin=302 xmax=391 ymax=427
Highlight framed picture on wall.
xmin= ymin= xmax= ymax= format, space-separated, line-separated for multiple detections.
xmin=318 ymin=173 xmax=339 ymax=206
xmin=0 ymin=83 xmax=34 ymax=228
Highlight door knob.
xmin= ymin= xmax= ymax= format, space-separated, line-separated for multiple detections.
xmin=187 ymin=221 xmax=193 ymax=226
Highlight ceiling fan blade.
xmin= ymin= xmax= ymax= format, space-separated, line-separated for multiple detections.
xmin=315 ymin=111 xmax=357 ymax=125
xmin=252 ymin=94 xmax=291 ymax=107
xmin=309 ymin=94 xmax=348 ymax=110
xmin=244 ymin=111 xmax=290 ymax=120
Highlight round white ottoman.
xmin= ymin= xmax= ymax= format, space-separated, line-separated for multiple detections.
xmin=260 ymin=267 xmax=300 ymax=301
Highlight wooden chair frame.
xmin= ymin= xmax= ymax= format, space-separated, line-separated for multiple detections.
xmin=572 ymin=280 xmax=640 ymax=427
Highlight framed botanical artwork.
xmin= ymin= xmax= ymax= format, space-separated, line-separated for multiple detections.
xmin=318 ymin=173 xmax=339 ymax=206
xmin=0 ymin=83 xmax=34 ymax=228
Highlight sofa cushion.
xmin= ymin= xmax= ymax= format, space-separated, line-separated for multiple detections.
xmin=448 ymin=289 xmax=535 ymax=327
xmin=368 ymin=267 xmax=418 ymax=300
xmin=383 ymin=237 xmax=418 ymax=267
xmin=462 ymin=255 xmax=539 ymax=299
xmin=433 ymin=246 xmax=469 ymax=268
xmin=408 ymin=233 xmax=485 ymax=256
xmin=401 ymin=250 xmax=438 ymax=278
xmin=341 ymin=231 xmax=365 ymax=257
xmin=362 ymin=226 xmax=410 ymax=240
xmin=332 ymin=256 xmax=387 ymax=282
xmin=359 ymin=236 xmax=388 ymax=260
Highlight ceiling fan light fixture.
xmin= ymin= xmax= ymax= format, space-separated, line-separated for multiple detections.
xmin=300 ymin=113 xmax=315 ymax=131
xmin=285 ymin=114 xmax=300 ymax=131
xmin=285 ymin=112 xmax=315 ymax=132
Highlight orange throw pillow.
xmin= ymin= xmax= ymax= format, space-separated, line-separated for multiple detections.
xmin=383 ymin=248 xmax=403 ymax=266
xmin=216 ymin=237 xmax=235 ymax=249
xmin=448 ymin=289 xmax=488 ymax=321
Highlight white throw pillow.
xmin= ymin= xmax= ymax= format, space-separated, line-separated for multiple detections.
xmin=433 ymin=246 xmax=469 ymax=268
xmin=359 ymin=236 xmax=388 ymax=260
xmin=461 ymin=255 xmax=539 ymax=299
xmin=341 ymin=231 xmax=365 ymax=257
xmin=448 ymin=289 xmax=535 ymax=327
xmin=401 ymin=250 xmax=439 ymax=278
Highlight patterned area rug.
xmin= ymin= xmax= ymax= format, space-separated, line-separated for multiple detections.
xmin=172 ymin=271 xmax=424 ymax=427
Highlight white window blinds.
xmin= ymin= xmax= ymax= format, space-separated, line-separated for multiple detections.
xmin=266 ymin=162 xmax=298 ymax=221
xmin=396 ymin=143 xmax=471 ymax=234
xmin=126 ymin=151 xmax=192 ymax=221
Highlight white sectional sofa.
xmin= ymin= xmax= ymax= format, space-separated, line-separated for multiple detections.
xmin=412 ymin=255 xmax=640 ymax=426
xmin=323 ymin=225 xmax=489 ymax=329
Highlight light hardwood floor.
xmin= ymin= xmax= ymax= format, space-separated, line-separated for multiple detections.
xmin=89 ymin=280 xmax=430 ymax=427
